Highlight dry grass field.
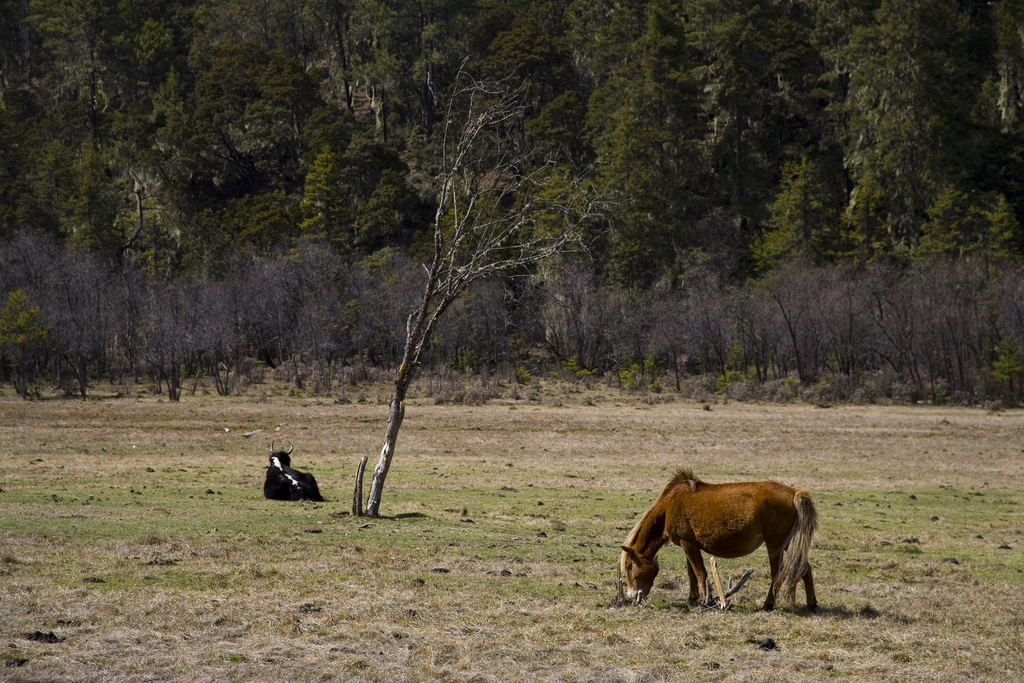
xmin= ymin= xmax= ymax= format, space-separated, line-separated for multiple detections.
xmin=2 ymin=379 xmax=1024 ymax=682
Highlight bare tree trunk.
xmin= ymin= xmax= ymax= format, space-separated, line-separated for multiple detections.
xmin=191 ymin=364 xmax=202 ymax=395
xmin=70 ymin=354 xmax=87 ymax=399
xmin=365 ymin=395 xmax=405 ymax=516
xmin=291 ymin=353 xmax=303 ymax=389
xmin=364 ymin=364 xmax=413 ymax=517
xmin=167 ymin=362 xmax=181 ymax=402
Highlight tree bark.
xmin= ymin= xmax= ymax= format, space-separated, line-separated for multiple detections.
xmin=364 ymin=366 xmax=412 ymax=517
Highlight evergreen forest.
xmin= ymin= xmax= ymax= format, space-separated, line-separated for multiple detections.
xmin=3 ymin=0 xmax=1024 ymax=405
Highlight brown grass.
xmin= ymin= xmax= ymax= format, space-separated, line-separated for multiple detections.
xmin=2 ymin=381 xmax=1024 ymax=681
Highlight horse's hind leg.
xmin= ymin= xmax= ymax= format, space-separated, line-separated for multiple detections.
xmin=803 ymin=563 xmax=817 ymax=612
xmin=763 ymin=548 xmax=782 ymax=611
xmin=682 ymin=546 xmax=707 ymax=605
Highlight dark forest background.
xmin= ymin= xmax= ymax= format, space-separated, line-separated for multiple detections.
xmin=3 ymin=0 xmax=1024 ymax=405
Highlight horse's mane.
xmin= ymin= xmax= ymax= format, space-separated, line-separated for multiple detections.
xmin=623 ymin=468 xmax=702 ymax=548
xmin=661 ymin=468 xmax=701 ymax=498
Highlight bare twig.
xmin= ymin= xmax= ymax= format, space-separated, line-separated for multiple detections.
xmin=724 ymin=568 xmax=755 ymax=598
xmin=697 ymin=567 xmax=755 ymax=611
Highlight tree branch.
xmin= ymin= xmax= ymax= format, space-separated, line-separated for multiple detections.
xmin=698 ymin=566 xmax=755 ymax=611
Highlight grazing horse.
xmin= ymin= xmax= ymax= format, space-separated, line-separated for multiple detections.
xmin=618 ymin=469 xmax=817 ymax=611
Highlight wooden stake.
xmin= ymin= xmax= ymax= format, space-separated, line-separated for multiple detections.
xmin=352 ymin=455 xmax=368 ymax=516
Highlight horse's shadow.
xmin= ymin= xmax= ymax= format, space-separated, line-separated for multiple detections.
xmin=655 ymin=600 xmax=883 ymax=619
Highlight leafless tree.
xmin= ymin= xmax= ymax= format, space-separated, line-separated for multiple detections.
xmin=141 ymin=278 xmax=204 ymax=401
xmin=683 ymin=286 xmax=734 ymax=378
xmin=43 ymin=249 xmax=112 ymax=397
xmin=355 ymin=67 xmax=602 ymax=517
xmin=869 ymin=267 xmax=927 ymax=399
xmin=346 ymin=252 xmax=423 ymax=369
xmin=232 ymin=254 xmax=294 ymax=373
xmin=652 ymin=288 xmax=688 ymax=391
xmin=996 ymin=266 xmax=1024 ymax=402
xmin=111 ymin=261 xmax=147 ymax=384
xmin=816 ymin=265 xmax=876 ymax=381
xmin=609 ymin=288 xmax=656 ymax=383
xmin=432 ymin=277 xmax=509 ymax=374
xmin=0 ymin=229 xmax=62 ymax=294
xmin=1000 ymin=266 xmax=1024 ymax=333
xmin=193 ymin=280 xmax=243 ymax=396
xmin=537 ymin=258 xmax=614 ymax=371
xmin=732 ymin=284 xmax=783 ymax=382
xmin=760 ymin=262 xmax=836 ymax=384
xmin=919 ymin=261 xmax=987 ymax=401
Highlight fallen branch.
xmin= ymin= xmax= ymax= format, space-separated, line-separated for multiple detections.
xmin=724 ymin=568 xmax=755 ymax=599
xmin=698 ymin=567 xmax=755 ymax=611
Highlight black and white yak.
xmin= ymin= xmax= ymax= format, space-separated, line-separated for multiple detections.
xmin=264 ymin=443 xmax=324 ymax=501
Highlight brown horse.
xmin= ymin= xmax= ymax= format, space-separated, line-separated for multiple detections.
xmin=618 ymin=469 xmax=818 ymax=611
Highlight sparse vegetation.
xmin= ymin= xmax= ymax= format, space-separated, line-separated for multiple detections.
xmin=1 ymin=382 xmax=1023 ymax=681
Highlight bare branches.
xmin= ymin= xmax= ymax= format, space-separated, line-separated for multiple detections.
xmin=360 ymin=65 xmax=602 ymax=517
xmin=409 ymin=65 xmax=602 ymax=372
xmin=698 ymin=566 xmax=756 ymax=612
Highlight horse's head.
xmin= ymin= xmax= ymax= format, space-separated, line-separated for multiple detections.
xmin=619 ymin=545 xmax=659 ymax=605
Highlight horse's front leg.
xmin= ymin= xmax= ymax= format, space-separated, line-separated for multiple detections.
xmin=682 ymin=545 xmax=707 ymax=606
xmin=685 ymin=558 xmax=699 ymax=605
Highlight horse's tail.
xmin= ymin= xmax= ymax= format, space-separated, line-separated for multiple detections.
xmin=777 ymin=488 xmax=818 ymax=603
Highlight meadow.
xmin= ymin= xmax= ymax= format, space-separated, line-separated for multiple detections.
xmin=2 ymin=380 xmax=1023 ymax=682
